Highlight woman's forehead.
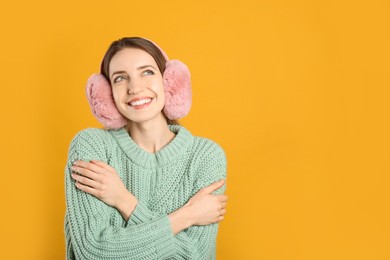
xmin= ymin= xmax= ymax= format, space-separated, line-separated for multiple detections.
xmin=109 ymin=48 xmax=157 ymax=71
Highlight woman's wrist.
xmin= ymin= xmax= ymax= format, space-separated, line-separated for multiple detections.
xmin=168 ymin=205 xmax=193 ymax=235
xmin=116 ymin=191 xmax=138 ymax=221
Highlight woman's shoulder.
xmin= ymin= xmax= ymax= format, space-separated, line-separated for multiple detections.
xmin=68 ymin=127 xmax=117 ymax=152
xmin=186 ymin=132 xmax=227 ymax=192
xmin=70 ymin=128 xmax=111 ymax=143
xmin=67 ymin=128 xmax=121 ymax=160
xmin=190 ymin=133 xmax=226 ymax=163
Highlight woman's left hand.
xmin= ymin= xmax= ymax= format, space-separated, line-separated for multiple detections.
xmin=71 ymin=160 xmax=135 ymax=210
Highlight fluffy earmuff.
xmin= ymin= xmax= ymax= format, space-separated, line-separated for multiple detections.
xmin=86 ymin=38 xmax=192 ymax=129
xmin=86 ymin=74 xmax=128 ymax=129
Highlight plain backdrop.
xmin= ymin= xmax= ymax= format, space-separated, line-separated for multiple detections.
xmin=0 ymin=0 xmax=389 ymax=259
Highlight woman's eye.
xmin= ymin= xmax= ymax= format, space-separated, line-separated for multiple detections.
xmin=142 ymin=70 xmax=154 ymax=76
xmin=113 ymin=75 xmax=126 ymax=83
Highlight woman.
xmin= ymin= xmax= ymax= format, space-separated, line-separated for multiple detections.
xmin=64 ymin=37 xmax=227 ymax=259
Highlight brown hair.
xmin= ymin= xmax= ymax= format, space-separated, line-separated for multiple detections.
xmin=100 ymin=37 xmax=178 ymax=125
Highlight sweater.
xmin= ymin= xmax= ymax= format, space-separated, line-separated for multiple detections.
xmin=64 ymin=125 xmax=227 ymax=260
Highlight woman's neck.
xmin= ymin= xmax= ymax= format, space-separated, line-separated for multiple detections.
xmin=126 ymin=114 xmax=176 ymax=154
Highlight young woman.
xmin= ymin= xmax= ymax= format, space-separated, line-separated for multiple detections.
xmin=64 ymin=37 xmax=227 ymax=259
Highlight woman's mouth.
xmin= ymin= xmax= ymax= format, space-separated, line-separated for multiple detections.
xmin=128 ymin=97 xmax=153 ymax=110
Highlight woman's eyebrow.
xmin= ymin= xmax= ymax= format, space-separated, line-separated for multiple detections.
xmin=111 ymin=70 xmax=127 ymax=79
xmin=111 ymin=65 xmax=157 ymax=79
xmin=137 ymin=65 xmax=157 ymax=70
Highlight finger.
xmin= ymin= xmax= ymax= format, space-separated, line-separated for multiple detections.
xmin=71 ymin=173 xmax=99 ymax=189
xmin=72 ymin=165 xmax=101 ymax=182
xmin=201 ymin=179 xmax=225 ymax=194
xmin=219 ymin=208 xmax=227 ymax=216
xmin=73 ymin=160 xmax=107 ymax=175
xmin=216 ymin=194 xmax=228 ymax=202
xmin=75 ymin=181 xmax=98 ymax=197
xmin=216 ymin=215 xmax=224 ymax=223
xmin=90 ymin=160 xmax=117 ymax=173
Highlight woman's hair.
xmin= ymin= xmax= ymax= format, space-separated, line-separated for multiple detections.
xmin=100 ymin=37 xmax=178 ymax=125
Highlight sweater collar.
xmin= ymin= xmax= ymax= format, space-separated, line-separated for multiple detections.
xmin=109 ymin=125 xmax=193 ymax=168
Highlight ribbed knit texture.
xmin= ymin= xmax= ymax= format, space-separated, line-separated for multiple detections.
xmin=64 ymin=125 xmax=227 ymax=260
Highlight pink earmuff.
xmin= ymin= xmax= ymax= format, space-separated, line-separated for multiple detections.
xmin=86 ymin=38 xmax=192 ymax=129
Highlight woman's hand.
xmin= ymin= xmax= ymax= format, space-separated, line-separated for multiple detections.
xmin=71 ymin=160 xmax=137 ymax=220
xmin=185 ymin=179 xmax=228 ymax=226
xmin=168 ymin=180 xmax=228 ymax=234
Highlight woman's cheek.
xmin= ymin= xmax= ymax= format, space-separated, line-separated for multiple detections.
xmin=112 ymin=87 xmax=127 ymax=110
xmin=149 ymin=80 xmax=165 ymax=100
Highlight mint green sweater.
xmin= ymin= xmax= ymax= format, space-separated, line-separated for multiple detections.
xmin=64 ymin=125 xmax=227 ymax=259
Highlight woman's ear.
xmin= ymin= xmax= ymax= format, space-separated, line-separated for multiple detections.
xmin=86 ymin=74 xmax=128 ymax=129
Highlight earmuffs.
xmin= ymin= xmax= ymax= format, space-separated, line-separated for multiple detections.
xmin=86 ymin=38 xmax=192 ymax=129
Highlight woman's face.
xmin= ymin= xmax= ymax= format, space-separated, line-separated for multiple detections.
xmin=109 ymin=47 xmax=165 ymax=124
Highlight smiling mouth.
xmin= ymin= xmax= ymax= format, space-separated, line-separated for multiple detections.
xmin=128 ymin=98 xmax=153 ymax=107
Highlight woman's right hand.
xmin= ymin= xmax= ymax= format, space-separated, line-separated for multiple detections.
xmin=185 ymin=179 xmax=228 ymax=226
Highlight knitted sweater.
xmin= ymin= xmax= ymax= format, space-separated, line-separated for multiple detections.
xmin=64 ymin=125 xmax=227 ymax=260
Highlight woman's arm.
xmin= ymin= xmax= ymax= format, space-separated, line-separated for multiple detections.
xmin=71 ymin=160 xmax=227 ymax=234
xmin=122 ymin=178 xmax=227 ymax=259
xmin=66 ymin=134 xmax=177 ymax=259
xmin=124 ymin=141 xmax=228 ymax=259
xmin=168 ymin=180 xmax=227 ymax=234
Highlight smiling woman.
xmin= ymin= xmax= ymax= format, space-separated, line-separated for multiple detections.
xmin=109 ymin=48 xmax=167 ymax=124
xmin=64 ymin=37 xmax=228 ymax=259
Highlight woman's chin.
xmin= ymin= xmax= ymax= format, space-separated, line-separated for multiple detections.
xmin=122 ymin=110 xmax=166 ymax=125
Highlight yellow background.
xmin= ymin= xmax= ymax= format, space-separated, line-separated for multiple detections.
xmin=1 ymin=0 xmax=389 ymax=259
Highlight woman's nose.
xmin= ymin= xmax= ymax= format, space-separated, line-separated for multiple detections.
xmin=127 ymin=81 xmax=143 ymax=95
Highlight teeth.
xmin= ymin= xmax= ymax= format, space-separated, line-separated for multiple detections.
xmin=130 ymin=98 xmax=152 ymax=106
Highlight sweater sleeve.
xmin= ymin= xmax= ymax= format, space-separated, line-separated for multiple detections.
xmin=127 ymin=141 xmax=227 ymax=259
xmin=65 ymin=130 xmax=176 ymax=259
